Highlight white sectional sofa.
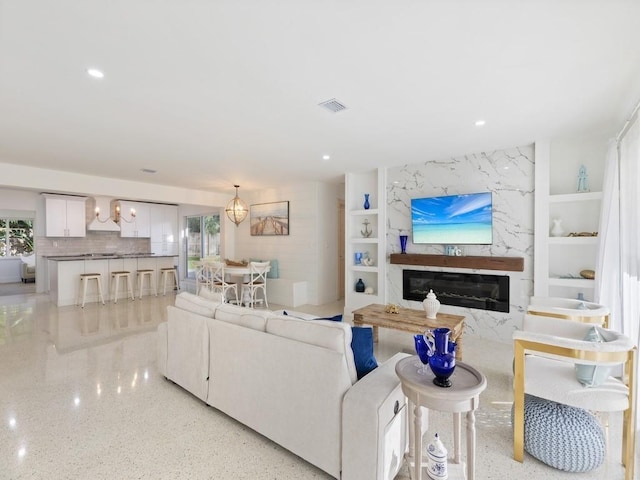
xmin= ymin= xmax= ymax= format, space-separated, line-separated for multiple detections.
xmin=157 ymin=292 xmax=410 ymax=480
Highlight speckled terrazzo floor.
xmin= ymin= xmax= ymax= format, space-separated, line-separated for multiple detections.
xmin=0 ymin=293 xmax=636 ymax=479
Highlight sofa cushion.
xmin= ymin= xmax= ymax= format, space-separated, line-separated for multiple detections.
xmin=214 ymin=303 xmax=270 ymax=331
xmin=174 ymin=292 xmax=219 ymax=318
xmin=266 ymin=315 xmax=358 ymax=384
xmin=21 ymin=254 xmax=36 ymax=267
xmin=198 ymin=289 xmax=224 ymax=303
xmin=351 ymin=326 xmax=378 ymax=379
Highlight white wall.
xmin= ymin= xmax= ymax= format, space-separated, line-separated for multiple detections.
xmin=385 ymin=144 xmax=535 ymax=343
xmin=234 ymin=181 xmax=340 ymax=306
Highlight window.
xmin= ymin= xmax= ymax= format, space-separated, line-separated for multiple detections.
xmin=185 ymin=214 xmax=220 ymax=278
xmin=0 ymin=219 xmax=34 ymax=257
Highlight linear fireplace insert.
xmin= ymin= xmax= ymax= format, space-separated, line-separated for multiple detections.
xmin=402 ymin=269 xmax=509 ymax=313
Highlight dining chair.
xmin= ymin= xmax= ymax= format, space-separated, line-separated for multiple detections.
xmin=241 ymin=261 xmax=270 ymax=308
xmin=208 ymin=261 xmax=239 ymax=304
xmin=195 ymin=261 xmax=211 ymax=295
xmin=513 ymin=313 xmax=636 ymax=479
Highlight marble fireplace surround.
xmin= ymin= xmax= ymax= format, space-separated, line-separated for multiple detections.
xmin=385 ymin=144 xmax=535 ymax=343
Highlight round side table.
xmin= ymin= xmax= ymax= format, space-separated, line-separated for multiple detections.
xmin=395 ymin=356 xmax=487 ymax=480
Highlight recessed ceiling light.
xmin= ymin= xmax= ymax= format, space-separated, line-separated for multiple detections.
xmin=322 ymin=155 xmax=330 ymax=160
xmin=87 ymin=68 xmax=104 ymax=79
xmin=141 ymin=168 xmax=157 ymax=174
xmin=475 ymin=119 xmax=486 ymax=127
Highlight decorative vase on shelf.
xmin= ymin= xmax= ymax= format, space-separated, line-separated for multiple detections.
xmin=399 ymin=235 xmax=408 ymax=254
xmin=423 ymin=289 xmax=440 ymax=319
xmin=363 ymin=193 xmax=370 ymax=210
xmin=550 ymin=218 xmax=565 ymax=237
xmin=355 ymin=278 xmax=365 ymax=293
xmin=426 ymin=433 xmax=448 ymax=480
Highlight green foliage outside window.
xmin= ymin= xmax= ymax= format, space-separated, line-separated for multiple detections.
xmin=0 ymin=219 xmax=34 ymax=257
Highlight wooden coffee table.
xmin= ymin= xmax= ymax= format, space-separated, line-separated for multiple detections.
xmin=352 ymin=303 xmax=465 ymax=360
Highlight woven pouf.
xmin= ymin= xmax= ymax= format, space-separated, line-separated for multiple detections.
xmin=516 ymin=394 xmax=605 ymax=472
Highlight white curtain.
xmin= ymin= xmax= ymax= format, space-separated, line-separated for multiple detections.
xmin=596 ymin=115 xmax=640 ymax=430
xmin=595 ymin=139 xmax=622 ymax=331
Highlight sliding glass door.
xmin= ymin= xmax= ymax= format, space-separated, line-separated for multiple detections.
xmin=185 ymin=214 xmax=220 ymax=278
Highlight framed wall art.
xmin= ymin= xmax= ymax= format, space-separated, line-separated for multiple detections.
xmin=250 ymin=201 xmax=289 ymax=236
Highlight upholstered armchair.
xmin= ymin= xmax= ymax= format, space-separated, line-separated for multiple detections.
xmin=527 ymin=296 xmax=610 ymax=327
xmin=20 ymin=255 xmax=36 ymax=283
xmin=513 ymin=314 xmax=636 ymax=479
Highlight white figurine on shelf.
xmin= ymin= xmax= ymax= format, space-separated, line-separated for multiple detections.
xmin=577 ymin=165 xmax=589 ymax=193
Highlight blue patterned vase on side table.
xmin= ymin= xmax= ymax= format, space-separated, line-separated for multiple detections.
xmin=363 ymin=193 xmax=370 ymax=210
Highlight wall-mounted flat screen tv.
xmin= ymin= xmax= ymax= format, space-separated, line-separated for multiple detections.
xmin=411 ymin=192 xmax=493 ymax=244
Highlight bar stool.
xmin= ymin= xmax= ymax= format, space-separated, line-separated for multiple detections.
xmin=111 ymin=271 xmax=135 ymax=303
xmin=160 ymin=266 xmax=179 ymax=295
xmin=136 ymin=269 xmax=157 ymax=299
xmin=77 ymin=273 xmax=105 ymax=308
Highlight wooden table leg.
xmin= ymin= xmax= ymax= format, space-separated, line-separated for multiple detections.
xmin=372 ymin=325 xmax=379 ymax=342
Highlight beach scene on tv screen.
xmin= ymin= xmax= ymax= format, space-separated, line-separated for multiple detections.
xmin=411 ymin=192 xmax=493 ymax=244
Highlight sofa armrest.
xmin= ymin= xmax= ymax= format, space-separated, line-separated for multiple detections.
xmin=342 ymin=352 xmax=410 ymax=480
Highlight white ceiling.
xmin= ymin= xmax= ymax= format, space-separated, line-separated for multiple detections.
xmin=1 ymin=0 xmax=639 ymax=195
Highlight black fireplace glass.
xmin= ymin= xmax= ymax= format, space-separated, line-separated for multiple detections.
xmin=402 ymin=269 xmax=509 ymax=313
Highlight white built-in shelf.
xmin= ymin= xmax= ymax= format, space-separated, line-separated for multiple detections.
xmin=548 ymin=236 xmax=599 ymax=245
xmin=549 ymin=277 xmax=595 ymax=287
xmin=350 ymin=208 xmax=379 ymax=216
xmin=352 ymin=291 xmax=376 ymax=297
xmin=351 ymin=265 xmax=379 ymax=273
xmin=351 ymin=237 xmax=378 ymax=243
xmin=549 ymin=191 xmax=602 ymax=203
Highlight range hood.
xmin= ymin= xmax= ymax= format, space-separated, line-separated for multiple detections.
xmin=88 ymin=196 xmax=120 ymax=232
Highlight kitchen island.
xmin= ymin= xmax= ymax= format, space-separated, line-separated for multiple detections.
xmin=46 ymin=254 xmax=178 ymax=306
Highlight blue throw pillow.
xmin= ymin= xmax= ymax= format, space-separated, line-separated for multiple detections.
xmin=351 ymin=326 xmax=378 ymax=380
xmin=575 ymin=326 xmax=612 ymax=387
xmin=316 ymin=314 xmax=343 ymax=322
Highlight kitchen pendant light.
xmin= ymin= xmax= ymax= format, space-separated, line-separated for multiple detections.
xmin=225 ymin=185 xmax=248 ymax=227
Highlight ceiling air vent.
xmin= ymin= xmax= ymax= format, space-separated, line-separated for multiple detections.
xmin=319 ymin=98 xmax=347 ymax=113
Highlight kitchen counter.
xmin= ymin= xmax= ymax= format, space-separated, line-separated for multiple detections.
xmin=47 ymin=254 xmax=178 ymax=306
xmin=45 ymin=253 xmax=177 ymax=261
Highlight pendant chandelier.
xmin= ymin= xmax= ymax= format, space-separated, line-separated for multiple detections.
xmin=225 ymin=184 xmax=248 ymax=227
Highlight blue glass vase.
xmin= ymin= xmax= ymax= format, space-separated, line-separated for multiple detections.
xmin=426 ymin=327 xmax=457 ymax=387
xmin=414 ymin=334 xmax=430 ymax=375
xmin=363 ymin=194 xmax=370 ymax=210
xmin=399 ymin=235 xmax=408 ymax=254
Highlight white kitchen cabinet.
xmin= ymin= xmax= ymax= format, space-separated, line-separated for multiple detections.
xmin=44 ymin=194 xmax=87 ymax=237
xmin=344 ymin=168 xmax=387 ymax=319
xmin=150 ymin=204 xmax=179 ymax=255
xmin=116 ymin=201 xmax=151 ymax=238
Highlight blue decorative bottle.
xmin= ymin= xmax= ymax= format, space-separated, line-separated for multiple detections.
xmin=363 ymin=194 xmax=370 ymax=210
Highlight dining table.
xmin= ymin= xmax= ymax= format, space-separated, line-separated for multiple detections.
xmin=196 ymin=261 xmax=270 ymax=305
